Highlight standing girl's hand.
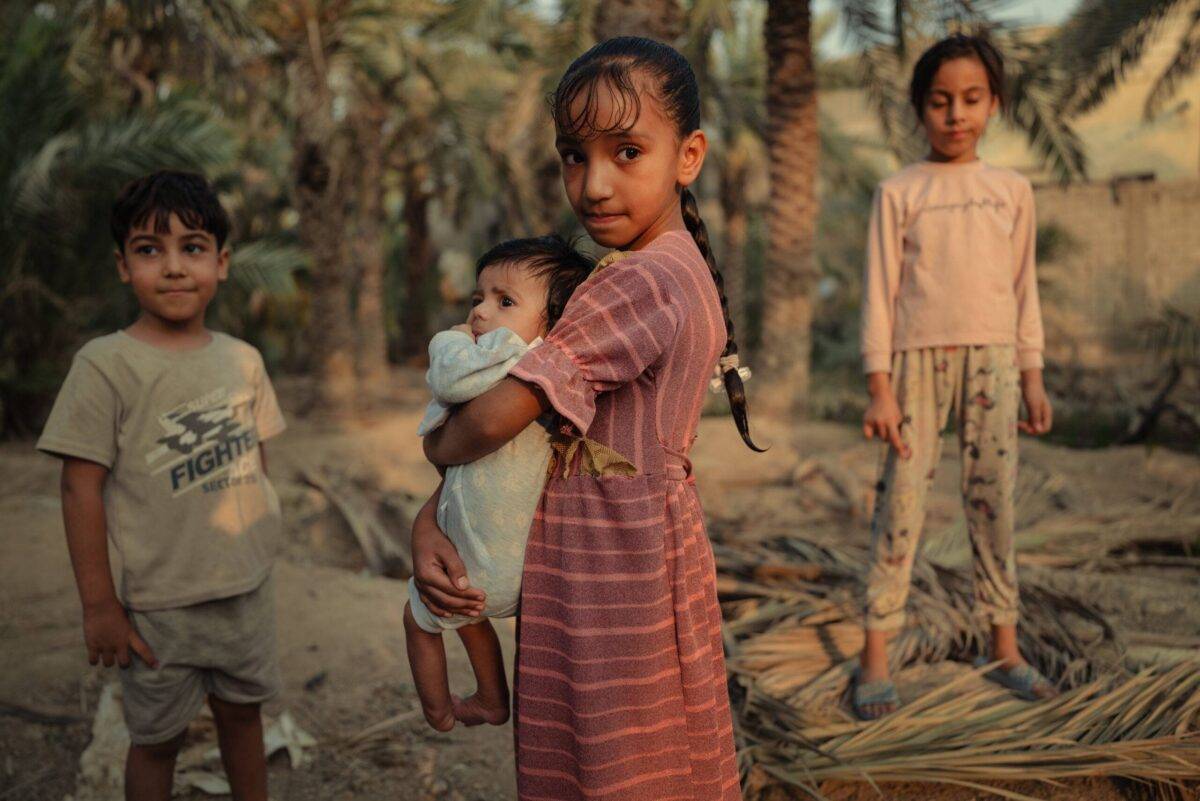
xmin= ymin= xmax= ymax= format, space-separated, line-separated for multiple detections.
xmin=863 ymin=372 xmax=912 ymax=459
xmin=1019 ymin=369 xmax=1053 ymax=435
xmin=411 ymin=483 xmax=486 ymax=617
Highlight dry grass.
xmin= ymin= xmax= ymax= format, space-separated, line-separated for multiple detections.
xmin=718 ymin=465 xmax=1200 ymax=800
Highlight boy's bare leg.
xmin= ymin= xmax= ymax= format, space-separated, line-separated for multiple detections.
xmin=404 ymin=602 xmax=456 ymax=731
xmin=125 ymin=731 xmax=185 ymax=801
xmin=209 ymin=697 xmax=268 ymax=801
xmin=452 ymin=619 xmax=510 ymax=726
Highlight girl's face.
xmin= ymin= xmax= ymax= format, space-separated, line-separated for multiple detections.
xmin=920 ymin=56 xmax=999 ymax=163
xmin=555 ymin=76 xmax=706 ymax=251
xmin=468 ymin=261 xmax=548 ymax=344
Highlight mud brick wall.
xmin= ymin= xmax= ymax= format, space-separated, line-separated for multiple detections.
xmin=1033 ymin=178 xmax=1200 ymax=366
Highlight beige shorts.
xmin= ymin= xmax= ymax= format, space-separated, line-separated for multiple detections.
xmin=121 ymin=572 xmax=280 ymax=745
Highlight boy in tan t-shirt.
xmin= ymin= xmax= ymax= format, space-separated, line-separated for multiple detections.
xmin=36 ymin=171 xmax=286 ymax=800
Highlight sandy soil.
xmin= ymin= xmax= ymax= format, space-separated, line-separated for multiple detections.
xmin=1 ymin=368 xmax=1196 ymax=801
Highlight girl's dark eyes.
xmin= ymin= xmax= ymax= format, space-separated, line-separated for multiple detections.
xmin=617 ymin=146 xmax=640 ymax=161
xmin=184 ymin=243 xmax=206 ymax=254
xmin=560 ymin=151 xmax=584 ymax=165
xmin=135 ymin=245 xmax=158 ymax=255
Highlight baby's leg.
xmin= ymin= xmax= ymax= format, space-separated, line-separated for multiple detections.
xmin=404 ymin=602 xmax=456 ymax=731
xmin=452 ymin=620 xmax=510 ymax=726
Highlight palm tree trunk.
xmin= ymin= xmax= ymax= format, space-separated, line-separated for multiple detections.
xmin=292 ymin=58 xmax=357 ymax=419
xmin=351 ymin=106 xmax=390 ymax=398
xmin=759 ymin=0 xmax=818 ymax=420
xmin=719 ymin=148 xmax=750 ymax=349
xmin=593 ymin=0 xmax=684 ymax=44
xmin=400 ymin=160 xmax=434 ymax=358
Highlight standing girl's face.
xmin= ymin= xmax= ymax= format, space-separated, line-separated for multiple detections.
xmin=555 ymin=77 xmax=706 ymax=251
xmin=920 ymin=56 xmax=999 ymax=163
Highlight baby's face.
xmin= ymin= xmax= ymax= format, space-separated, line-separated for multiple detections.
xmin=468 ymin=261 xmax=548 ymax=344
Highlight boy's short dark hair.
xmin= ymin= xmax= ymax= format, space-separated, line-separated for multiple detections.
xmin=909 ymin=34 xmax=1006 ymax=114
xmin=475 ymin=235 xmax=596 ymax=332
xmin=110 ymin=170 xmax=231 ymax=252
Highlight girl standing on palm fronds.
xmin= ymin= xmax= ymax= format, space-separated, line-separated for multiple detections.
xmin=855 ymin=34 xmax=1056 ymax=720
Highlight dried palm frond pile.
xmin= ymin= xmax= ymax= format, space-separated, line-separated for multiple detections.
xmin=716 ymin=456 xmax=1200 ymax=799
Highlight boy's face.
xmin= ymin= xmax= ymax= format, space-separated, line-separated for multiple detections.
xmin=920 ymin=56 xmax=999 ymax=162
xmin=468 ymin=261 xmax=548 ymax=344
xmin=116 ymin=213 xmax=229 ymax=327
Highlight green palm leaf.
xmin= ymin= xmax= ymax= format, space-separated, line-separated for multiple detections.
xmin=229 ymin=239 xmax=308 ymax=296
xmin=1050 ymin=0 xmax=1186 ymax=117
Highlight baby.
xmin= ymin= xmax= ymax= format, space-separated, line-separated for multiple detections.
xmin=405 ymin=234 xmax=594 ymax=730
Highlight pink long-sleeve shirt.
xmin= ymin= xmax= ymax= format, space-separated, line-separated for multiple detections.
xmin=860 ymin=159 xmax=1045 ymax=374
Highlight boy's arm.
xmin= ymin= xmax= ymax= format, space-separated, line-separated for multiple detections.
xmin=427 ymin=329 xmax=530 ymax=405
xmin=60 ymin=458 xmax=157 ymax=669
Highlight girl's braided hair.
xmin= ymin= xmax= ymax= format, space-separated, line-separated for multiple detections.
xmin=551 ymin=36 xmax=764 ymax=451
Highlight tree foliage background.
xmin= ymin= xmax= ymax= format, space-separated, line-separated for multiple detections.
xmin=2 ymin=0 xmax=1190 ymax=436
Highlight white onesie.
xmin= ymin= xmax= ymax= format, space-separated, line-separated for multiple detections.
xmin=408 ymin=327 xmax=553 ymax=633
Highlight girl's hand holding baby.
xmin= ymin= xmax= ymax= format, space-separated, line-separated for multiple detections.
xmin=863 ymin=372 xmax=912 ymax=460
xmin=411 ymin=486 xmax=486 ymax=618
xmin=1018 ymin=369 xmax=1053 ymax=435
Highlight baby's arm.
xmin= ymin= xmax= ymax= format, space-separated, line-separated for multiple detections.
xmin=427 ymin=329 xmax=530 ymax=405
xmin=60 ymin=458 xmax=157 ymax=669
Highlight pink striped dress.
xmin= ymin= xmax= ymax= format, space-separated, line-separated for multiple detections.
xmin=508 ymin=230 xmax=742 ymax=801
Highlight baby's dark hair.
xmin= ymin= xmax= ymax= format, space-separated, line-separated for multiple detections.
xmin=910 ymin=34 xmax=1006 ymax=115
xmin=475 ymin=234 xmax=595 ymax=332
xmin=111 ymin=170 xmax=231 ymax=252
xmin=552 ymin=36 xmax=763 ymax=452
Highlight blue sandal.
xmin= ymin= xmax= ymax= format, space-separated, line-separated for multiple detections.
xmin=975 ymin=658 xmax=1057 ymax=700
xmin=852 ymin=673 xmax=900 ymax=720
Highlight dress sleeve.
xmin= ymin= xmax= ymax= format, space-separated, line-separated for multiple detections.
xmin=509 ymin=259 xmax=678 ymax=435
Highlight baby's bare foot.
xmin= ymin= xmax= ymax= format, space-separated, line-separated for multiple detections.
xmin=421 ymin=703 xmax=456 ymax=732
xmin=451 ymin=692 xmax=510 ymax=727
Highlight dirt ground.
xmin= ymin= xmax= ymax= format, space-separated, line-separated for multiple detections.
xmin=1 ymin=368 xmax=1197 ymax=801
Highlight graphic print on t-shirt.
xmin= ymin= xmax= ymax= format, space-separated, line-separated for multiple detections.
xmin=145 ymin=387 xmax=260 ymax=497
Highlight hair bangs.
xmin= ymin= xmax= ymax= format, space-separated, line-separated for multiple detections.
xmin=552 ymin=60 xmax=645 ymax=140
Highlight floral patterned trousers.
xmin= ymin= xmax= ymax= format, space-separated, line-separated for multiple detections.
xmin=864 ymin=345 xmax=1021 ymax=631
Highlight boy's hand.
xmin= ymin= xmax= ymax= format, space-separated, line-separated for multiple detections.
xmin=83 ymin=599 xmax=158 ymax=669
xmin=450 ymin=324 xmax=475 ymax=339
xmin=863 ymin=373 xmax=911 ymax=459
xmin=1019 ymin=369 xmax=1053 ymax=435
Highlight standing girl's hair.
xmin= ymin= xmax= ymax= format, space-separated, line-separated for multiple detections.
xmin=551 ymin=36 xmax=764 ymax=452
xmin=909 ymin=34 xmax=1006 ymax=114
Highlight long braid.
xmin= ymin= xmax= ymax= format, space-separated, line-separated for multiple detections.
xmin=681 ymin=188 xmax=766 ymax=452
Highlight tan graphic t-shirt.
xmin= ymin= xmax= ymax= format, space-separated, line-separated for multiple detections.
xmin=37 ymin=331 xmax=286 ymax=611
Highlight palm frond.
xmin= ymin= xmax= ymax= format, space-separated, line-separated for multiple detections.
xmin=1050 ymin=0 xmax=1185 ymax=117
xmin=1144 ymin=4 xmax=1200 ymax=118
xmin=1004 ymin=48 xmax=1088 ymax=182
xmin=12 ymin=106 xmax=234 ymax=225
xmin=229 ymin=239 xmax=308 ymax=296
